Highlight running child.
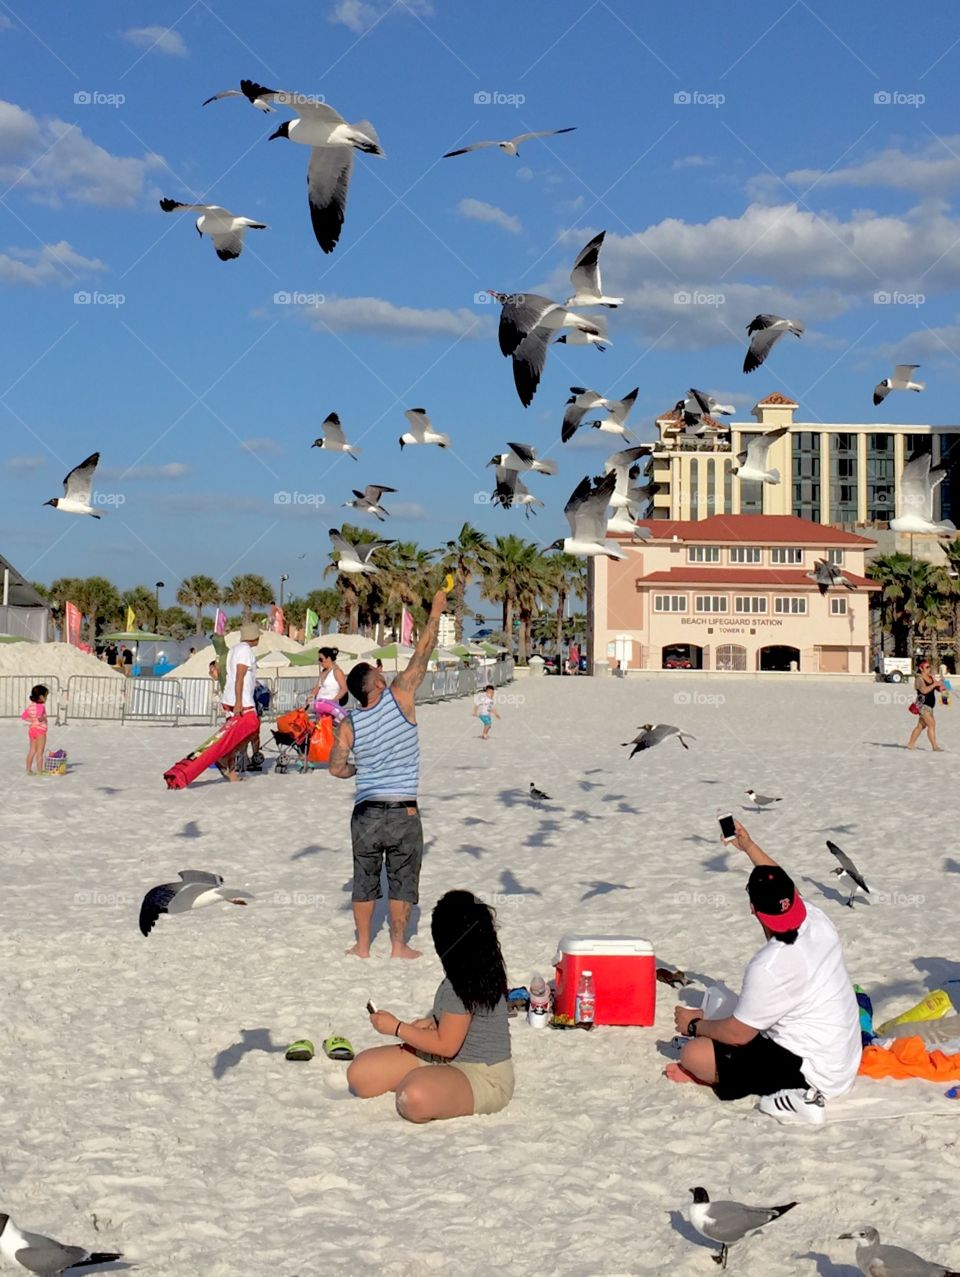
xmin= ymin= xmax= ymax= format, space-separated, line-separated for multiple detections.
xmin=21 ymin=684 xmax=49 ymax=775
xmin=472 ymin=684 xmax=501 ymax=740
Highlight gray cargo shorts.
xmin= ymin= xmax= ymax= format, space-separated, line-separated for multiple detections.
xmin=350 ymin=800 xmax=423 ymax=903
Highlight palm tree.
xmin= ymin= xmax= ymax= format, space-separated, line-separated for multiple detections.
xmin=941 ymin=539 xmax=960 ymax=666
xmin=515 ymin=552 xmax=556 ymax=664
xmin=305 ymin=588 xmax=342 ymax=634
xmin=377 ymin=542 xmax=436 ymax=640
xmin=176 ymin=574 xmax=221 ymax=631
xmin=481 ymin=535 xmax=545 ymax=661
xmin=120 ymin=585 xmax=158 ymax=631
xmin=44 ymin=577 xmax=82 ymax=640
xmin=868 ymin=553 xmax=915 ymax=657
xmin=223 ymin=573 xmax=273 ymax=623
xmin=905 ymin=560 xmax=952 ymax=667
xmin=441 ymin=524 xmax=491 ymax=643
xmin=71 ymin=576 xmax=121 ymax=645
xmin=283 ymin=595 xmax=307 ymax=633
xmin=159 ymin=605 xmax=194 ymax=640
xmin=544 ymin=552 xmax=586 ymax=659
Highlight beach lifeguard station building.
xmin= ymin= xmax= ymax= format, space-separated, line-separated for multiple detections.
xmin=588 ymin=514 xmax=878 ymax=675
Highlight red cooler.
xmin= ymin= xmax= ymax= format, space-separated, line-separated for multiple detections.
xmin=553 ymin=934 xmax=655 ymax=1026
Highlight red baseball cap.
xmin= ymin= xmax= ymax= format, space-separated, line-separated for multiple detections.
xmin=747 ymin=866 xmax=807 ymax=932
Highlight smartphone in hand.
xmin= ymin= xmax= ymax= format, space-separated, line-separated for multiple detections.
xmin=366 ymin=1000 xmax=377 ymax=1015
xmin=718 ymin=813 xmax=737 ymax=843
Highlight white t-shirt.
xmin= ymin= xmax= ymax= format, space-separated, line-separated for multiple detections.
xmin=475 ymin=692 xmax=494 ymax=715
xmin=734 ymin=902 xmax=861 ymax=1098
xmin=224 ymin=641 xmax=258 ymax=710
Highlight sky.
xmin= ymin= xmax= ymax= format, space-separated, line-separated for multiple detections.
xmin=3 ymin=0 xmax=960 ymax=604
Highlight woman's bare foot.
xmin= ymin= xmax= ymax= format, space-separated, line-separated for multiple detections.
xmin=346 ymin=942 xmax=371 ymax=958
xmin=391 ymin=943 xmax=422 ymax=960
xmin=664 ymin=1062 xmax=709 ymax=1085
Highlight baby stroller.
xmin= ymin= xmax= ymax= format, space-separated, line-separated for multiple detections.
xmin=271 ymin=708 xmax=312 ymax=774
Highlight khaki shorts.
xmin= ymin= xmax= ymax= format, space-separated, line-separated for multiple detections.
xmin=415 ymin=1053 xmax=515 ymax=1115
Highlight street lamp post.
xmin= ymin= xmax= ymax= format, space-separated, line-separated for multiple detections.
xmin=279 ymin=574 xmax=289 ymax=608
xmin=154 ymin=581 xmax=164 ymax=629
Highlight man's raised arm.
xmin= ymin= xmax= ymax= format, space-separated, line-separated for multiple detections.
xmin=392 ymin=590 xmax=447 ymax=701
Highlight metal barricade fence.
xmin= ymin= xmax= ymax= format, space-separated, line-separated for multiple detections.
xmin=0 ymin=675 xmax=60 ymax=721
xmin=266 ymin=677 xmax=317 ymax=718
xmin=178 ymin=677 xmax=219 ymax=722
xmin=123 ymin=677 xmax=182 ymax=723
xmin=63 ymin=675 xmax=125 ymax=722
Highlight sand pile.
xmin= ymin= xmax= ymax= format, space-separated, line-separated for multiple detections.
xmin=0 ymin=641 xmax=122 ymax=682
xmin=165 ymin=630 xmax=304 ymax=680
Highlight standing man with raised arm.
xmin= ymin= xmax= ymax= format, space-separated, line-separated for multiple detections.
xmin=330 ymin=589 xmax=447 ymax=959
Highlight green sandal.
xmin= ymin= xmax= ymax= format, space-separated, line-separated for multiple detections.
xmin=322 ymin=1035 xmax=355 ymax=1061
xmin=285 ymin=1039 xmax=315 ymax=1062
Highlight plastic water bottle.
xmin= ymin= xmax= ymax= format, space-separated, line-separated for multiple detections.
xmin=575 ymin=970 xmax=596 ymax=1027
xmin=528 ymin=973 xmax=549 ymax=1028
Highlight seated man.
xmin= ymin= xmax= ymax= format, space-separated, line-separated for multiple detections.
xmin=668 ymin=819 xmax=861 ymax=1124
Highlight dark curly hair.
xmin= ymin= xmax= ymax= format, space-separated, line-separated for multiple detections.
xmin=431 ymin=890 xmax=508 ymax=1013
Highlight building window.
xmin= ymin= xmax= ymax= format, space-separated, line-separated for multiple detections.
xmin=830 ymin=597 xmax=848 ymax=615
xmin=653 ymin=594 xmax=687 ymax=612
xmin=792 ymin=431 xmax=822 ymax=520
xmin=689 ymin=457 xmax=699 ymax=516
xmin=771 ymin=547 xmax=802 ymax=565
xmin=866 ymin=433 xmax=895 ymax=522
xmin=827 ymin=549 xmax=844 ymax=565
xmin=937 ymin=435 xmax=960 ymax=523
xmin=829 ymin=432 xmax=859 ymax=525
xmin=738 ymin=478 xmax=763 ymax=515
xmin=723 ymin=458 xmax=732 ymax=513
xmin=774 ymin=596 xmax=808 ymax=615
xmin=730 ymin=546 xmax=762 ymax=564
xmin=687 ymin=546 xmax=720 ymax=563
xmin=695 ymin=595 xmax=728 ymax=613
xmin=734 ymin=595 xmax=767 ymax=614
xmin=716 ymin=643 xmax=747 ymax=671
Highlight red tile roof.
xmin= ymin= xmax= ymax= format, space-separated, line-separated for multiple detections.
xmin=656 ymin=407 xmax=724 ymax=429
xmin=755 ymin=392 xmax=798 ymax=406
xmin=622 ymin=514 xmax=874 ymax=546
xmin=637 ymin=568 xmax=878 ymax=589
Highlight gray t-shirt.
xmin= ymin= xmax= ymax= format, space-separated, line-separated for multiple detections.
xmin=431 ymin=978 xmax=511 ymax=1066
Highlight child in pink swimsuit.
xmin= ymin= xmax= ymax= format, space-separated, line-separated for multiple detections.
xmin=21 ymin=683 xmax=49 ymax=775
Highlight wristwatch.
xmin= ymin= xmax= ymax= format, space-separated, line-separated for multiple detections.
xmin=688 ymin=1017 xmax=702 ymax=1038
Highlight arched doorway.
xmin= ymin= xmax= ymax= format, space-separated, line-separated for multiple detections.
xmin=662 ymin=643 xmax=703 ymax=670
xmin=760 ymin=645 xmax=800 ymax=672
xmin=716 ymin=643 xmax=747 ymax=672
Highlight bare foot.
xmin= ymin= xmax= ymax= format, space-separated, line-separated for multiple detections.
xmin=933 ymin=747 xmax=945 ymax=752
xmin=664 ymin=1062 xmax=708 ymax=1085
xmin=391 ymin=944 xmax=422 ymax=960
xmin=346 ymin=942 xmax=370 ymax=958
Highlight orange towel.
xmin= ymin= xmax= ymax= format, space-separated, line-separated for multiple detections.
xmin=859 ymin=1035 xmax=960 ymax=1081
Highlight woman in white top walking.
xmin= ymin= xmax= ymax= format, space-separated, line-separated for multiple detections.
xmin=309 ymin=647 xmax=348 ymax=721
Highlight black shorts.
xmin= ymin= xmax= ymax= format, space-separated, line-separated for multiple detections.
xmin=713 ymin=1033 xmax=807 ymax=1101
xmin=350 ymin=802 xmax=423 ymax=904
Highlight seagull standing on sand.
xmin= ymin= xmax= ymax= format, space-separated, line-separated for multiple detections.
xmin=491 ymin=292 xmax=601 ymax=407
xmin=838 ymin=1226 xmax=960 ymax=1277
xmin=487 ymin=442 xmax=557 ymax=475
xmin=874 ymin=364 xmax=925 ymax=406
xmin=890 ymin=453 xmax=956 ymax=536
xmin=745 ymin=789 xmax=781 ymax=806
xmin=591 ymin=387 xmax=639 ymax=437
xmin=492 ymin=467 xmax=543 ymax=517
xmin=548 ymin=473 xmax=626 ymax=559
xmin=807 ymin=558 xmax=857 ymax=594
xmin=329 ymin=528 xmax=393 ymax=575
xmin=731 ymin=427 xmax=787 ymax=484
xmin=826 ymin=841 xmax=871 ymax=907
xmin=44 ymin=452 xmax=101 ymax=518
xmin=529 ymin=782 xmax=552 ymax=801
xmin=344 ymin=484 xmax=396 ymax=521
xmin=562 ymin=388 xmax=608 ymax=443
xmin=554 ymin=313 xmax=611 ymax=351
xmin=687 ymin=1187 xmax=797 ymax=1270
xmin=399 ymin=409 xmax=450 ymax=450
xmin=622 ymin=724 xmax=694 ymax=756
xmin=743 ymin=314 xmax=804 ymax=374
xmin=159 ymin=198 xmax=267 ymax=260
xmin=311 ymin=412 xmax=360 ymax=460
xmin=443 ymin=127 xmax=575 ymax=159
xmin=139 ymin=870 xmax=253 ymax=937
xmin=239 ymin=79 xmax=385 ymax=254
xmin=0 ymin=1213 xmax=121 ymax=1275
xmin=565 ymin=231 xmax=623 ymax=307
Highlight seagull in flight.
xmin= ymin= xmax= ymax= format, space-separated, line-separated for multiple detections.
xmin=622 ymin=724 xmax=694 ymax=756
xmin=0 ymin=1213 xmax=121 ymax=1275
xmin=807 ymin=558 xmax=857 ymax=594
xmin=311 ymin=411 xmax=360 ymax=460
xmin=874 ymin=364 xmax=925 ymax=406
xmin=604 ymin=444 xmax=653 ymax=514
xmin=548 ymin=472 xmax=626 ymax=559
xmin=139 ymin=870 xmax=253 ymax=937
xmin=399 ymin=408 xmax=450 ymax=450
xmin=687 ymin=1187 xmax=797 ymax=1270
xmin=344 ymin=484 xmax=396 ymax=521
xmin=554 ymin=313 xmax=611 ymax=352
xmin=443 ymin=127 xmax=575 ymax=159
xmin=826 ymin=840 xmax=871 ymax=907
xmin=743 ymin=314 xmax=804 ymax=374
xmin=562 ymin=387 xmax=607 ymax=443
xmin=492 ymin=467 xmax=543 ymax=517
xmin=679 ymin=387 xmax=736 ymax=428
xmin=329 ymin=527 xmax=392 ymax=575
xmin=565 ymin=230 xmax=623 ymax=307
xmin=239 ymin=79 xmax=385 ymax=254
xmin=487 ymin=442 xmax=557 ymax=475
xmin=44 ymin=452 xmax=101 ymax=518
xmin=159 ymin=198 xmax=267 ymax=260
xmin=890 ymin=452 xmax=956 ymax=536
xmin=203 ymin=86 xmax=276 ymax=112
xmin=731 ymin=427 xmax=786 ymax=484
xmin=491 ymin=291 xmax=601 ymax=407
xmin=591 ymin=387 xmax=639 ymax=438
xmin=838 ymin=1226 xmax=960 ymax=1277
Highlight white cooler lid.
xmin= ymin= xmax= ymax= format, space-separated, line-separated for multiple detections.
xmin=556 ymin=934 xmax=653 ymax=956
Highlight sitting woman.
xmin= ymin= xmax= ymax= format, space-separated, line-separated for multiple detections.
xmin=308 ymin=646 xmax=348 ymax=721
xmin=347 ymin=890 xmax=514 ymax=1123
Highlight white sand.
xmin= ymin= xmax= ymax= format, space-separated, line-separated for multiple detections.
xmin=0 ymin=640 xmax=122 ymax=680
xmin=166 ymin=631 xmax=305 ymax=680
xmin=1 ymin=678 xmax=958 ymax=1275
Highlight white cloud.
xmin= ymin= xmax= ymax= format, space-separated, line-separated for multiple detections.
xmin=121 ymin=26 xmax=187 ymax=57
xmin=4 ymin=455 xmax=45 ymax=471
xmin=783 ymin=137 xmax=960 ymax=196
xmin=0 ymin=240 xmax=106 ymax=286
xmin=0 ymin=99 xmax=164 ymax=208
xmin=389 ymin=502 xmax=428 ymax=520
xmin=299 ymin=295 xmax=491 ymax=341
xmin=329 ymin=0 xmax=433 ymax=32
xmin=457 ymin=197 xmax=521 ymax=235
xmin=240 ymin=438 xmax=283 ymax=456
xmin=101 ymin=462 xmax=190 ymax=481
xmin=0 ymin=15 xmax=14 ymax=31
xmin=673 ymin=154 xmax=715 ymax=170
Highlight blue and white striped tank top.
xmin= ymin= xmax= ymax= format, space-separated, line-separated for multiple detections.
xmin=351 ymin=690 xmax=419 ymax=804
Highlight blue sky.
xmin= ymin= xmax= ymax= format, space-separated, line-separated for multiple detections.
xmin=3 ymin=0 xmax=960 ymax=601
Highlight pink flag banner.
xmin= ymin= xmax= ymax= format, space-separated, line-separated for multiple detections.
xmin=65 ymin=601 xmax=82 ymax=647
xmin=214 ymin=608 xmax=226 ymax=636
xmin=400 ymin=607 xmax=414 ymax=646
